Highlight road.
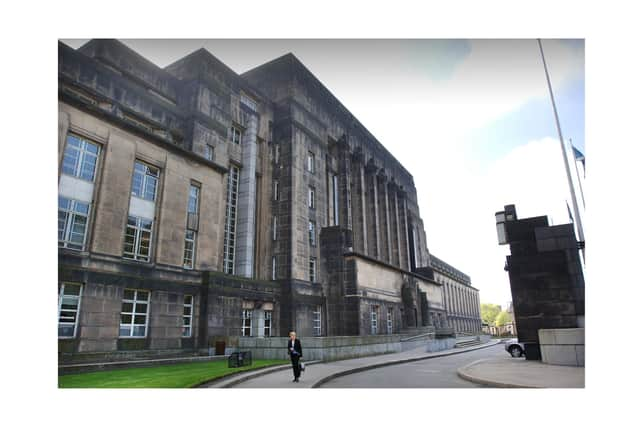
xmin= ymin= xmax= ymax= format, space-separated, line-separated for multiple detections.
xmin=318 ymin=344 xmax=505 ymax=388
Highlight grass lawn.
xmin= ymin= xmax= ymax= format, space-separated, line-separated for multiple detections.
xmin=59 ymin=359 xmax=288 ymax=388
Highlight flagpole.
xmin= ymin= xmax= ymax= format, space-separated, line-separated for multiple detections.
xmin=537 ymin=39 xmax=585 ymax=255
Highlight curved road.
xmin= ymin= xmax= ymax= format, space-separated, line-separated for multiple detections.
xmin=318 ymin=344 xmax=504 ymax=388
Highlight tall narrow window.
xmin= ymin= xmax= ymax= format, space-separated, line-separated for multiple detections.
xmin=183 ymin=295 xmax=193 ymax=337
xmin=309 ymin=257 xmax=317 ymax=282
xmin=230 ymin=126 xmax=242 ymax=145
xmin=308 ymin=220 xmax=316 ymax=246
xmin=313 ymin=306 xmax=322 ymax=336
xmin=387 ymin=307 xmax=393 ymax=334
xmin=242 ymin=309 xmax=252 ymax=336
xmin=58 ymin=283 xmax=82 ymax=338
xmin=184 ymin=183 xmax=200 ymax=269
xmin=371 ymin=305 xmax=378 ymax=335
xmin=223 ymin=166 xmax=240 ymax=274
xmin=307 ymin=151 xmax=315 ymax=173
xmin=308 ymin=187 xmax=315 ymax=209
xmin=273 ymin=180 xmax=279 ymax=201
xmin=272 ymin=216 xmax=277 ymax=241
xmin=123 ymin=216 xmax=153 ymax=262
xmin=333 ymin=175 xmax=339 ymax=225
xmin=119 ymin=289 xmax=150 ymax=337
xmin=272 ymin=256 xmax=277 ymax=280
xmin=274 ymin=144 xmax=280 ymax=164
xmin=264 ymin=311 xmax=272 ymax=337
xmin=58 ymin=197 xmax=90 ymax=250
xmin=61 ymin=134 xmax=101 ymax=181
xmin=131 ymin=161 xmax=159 ymax=201
xmin=205 ymin=144 xmax=214 ymax=161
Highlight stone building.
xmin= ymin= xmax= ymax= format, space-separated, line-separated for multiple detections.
xmin=429 ymin=254 xmax=482 ymax=332
xmin=58 ymin=39 xmax=468 ymax=359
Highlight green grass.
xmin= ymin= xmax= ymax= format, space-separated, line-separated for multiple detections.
xmin=58 ymin=359 xmax=288 ymax=388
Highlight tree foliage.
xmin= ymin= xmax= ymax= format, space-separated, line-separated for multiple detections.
xmin=481 ymin=303 xmax=502 ymax=325
xmin=495 ymin=310 xmax=512 ymax=327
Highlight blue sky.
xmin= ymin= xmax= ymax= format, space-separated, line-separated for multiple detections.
xmin=62 ymin=39 xmax=585 ymax=307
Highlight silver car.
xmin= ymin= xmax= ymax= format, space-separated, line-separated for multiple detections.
xmin=504 ymin=339 xmax=525 ymax=357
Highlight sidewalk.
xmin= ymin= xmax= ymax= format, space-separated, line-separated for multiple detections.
xmin=202 ymin=339 xmax=500 ymax=388
xmin=457 ymin=357 xmax=585 ymax=388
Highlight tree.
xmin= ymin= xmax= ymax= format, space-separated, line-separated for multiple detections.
xmin=495 ymin=310 xmax=512 ymax=327
xmin=481 ymin=304 xmax=501 ymax=326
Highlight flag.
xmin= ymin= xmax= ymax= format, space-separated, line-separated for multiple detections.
xmin=566 ymin=200 xmax=574 ymax=223
xmin=572 ymin=145 xmax=585 ymax=168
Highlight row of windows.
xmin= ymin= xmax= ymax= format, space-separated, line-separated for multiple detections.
xmin=59 ymin=134 xmax=204 ymax=270
xmin=370 ymin=306 xmax=394 ymax=335
xmin=58 ymin=284 xmax=193 ymax=339
xmin=241 ymin=309 xmax=273 ymax=337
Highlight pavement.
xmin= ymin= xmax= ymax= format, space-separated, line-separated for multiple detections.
xmin=202 ymin=339 xmax=501 ymax=388
xmin=457 ymin=356 xmax=585 ymax=388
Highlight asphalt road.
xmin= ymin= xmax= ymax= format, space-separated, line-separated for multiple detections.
xmin=318 ymin=344 xmax=506 ymax=388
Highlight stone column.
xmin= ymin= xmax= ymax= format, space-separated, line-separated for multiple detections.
xmin=388 ymin=180 xmax=401 ymax=268
xmin=377 ymin=171 xmax=391 ymax=264
xmin=397 ymin=189 xmax=411 ymax=271
xmin=235 ymin=111 xmax=258 ymax=278
xmin=336 ymin=136 xmax=353 ymax=232
xmin=350 ymin=151 xmax=367 ymax=254
xmin=365 ymin=160 xmax=379 ymax=259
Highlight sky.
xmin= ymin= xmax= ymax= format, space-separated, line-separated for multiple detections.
xmin=62 ymin=38 xmax=585 ymax=308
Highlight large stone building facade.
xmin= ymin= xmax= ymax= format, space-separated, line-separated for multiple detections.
xmin=58 ymin=40 xmax=477 ymax=359
xmin=429 ymin=255 xmax=481 ymax=332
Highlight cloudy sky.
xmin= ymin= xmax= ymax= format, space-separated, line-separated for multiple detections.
xmin=62 ymin=39 xmax=585 ymax=308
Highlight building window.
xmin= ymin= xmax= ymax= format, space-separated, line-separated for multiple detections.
xmin=230 ymin=126 xmax=242 ymax=145
xmin=264 ymin=310 xmax=272 ymax=337
xmin=205 ymin=144 xmax=214 ymax=161
xmin=58 ymin=196 xmax=90 ymax=251
xmin=308 ymin=220 xmax=316 ymax=246
xmin=307 ymin=151 xmax=315 ymax=173
xmin=309 ymin=257 xmax=317 ymax=282
xmin=272 ymin=256 xmax=277 ymax=280
xmin=274 ymin=144 xmax=280 ymax=164
xmin=242 ymin=309 xmax=252 ymax=336
xmin=273 ymin=180 xmax=279 ymax=201
xmin=131 ymin=160 xmax=159 ymax=201
xmin=273 ymin=215 xmax=277 ymax=241
xmin=183 ymin=295 xmax=193 ymax=337
xmin=387 ymin=307 xmax=393 ymax=334
xmin=308 ymin=187 xmax=315 ymax=209
xmin=240 ymin=94 xmax=258 ymax=112
xmin=332 ymin=175 xmax=339 ymax=225
xmin=223 ymin=166 xmax=240 ymax=274
xmin=58 ymin=283 xmax=82 ymax=338
xmin=188 ymin=184 xmax=200 ymax=216
xmin=119 ymin=289 xmax=150 ymax=337
xmin=313 ymin=306 xmax=322 ymax=336
xmin=183 ymin=230 xmax=196 ymax=269
xmin=371 ymin=305 xmax=378 ymax=335
xmin=61 ymin=133 xmax=100 ymax=182
xmin=123 ymin=215 xmax=153 ymax=262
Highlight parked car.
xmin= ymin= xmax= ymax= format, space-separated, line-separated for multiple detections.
xmin=504 ymin=339 xmax=525 ymax=357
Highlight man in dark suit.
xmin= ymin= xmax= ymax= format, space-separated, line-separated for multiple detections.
xmin=287 ymin=331 xmax=303 ymax=382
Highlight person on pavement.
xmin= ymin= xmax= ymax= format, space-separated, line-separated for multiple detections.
xmin=287 ymin=331 xmax=303 ymax=382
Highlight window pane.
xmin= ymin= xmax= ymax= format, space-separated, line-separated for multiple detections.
xmin=80 ymin=155 xmax=97 ymax=181
xmin=58 ymin=210 xmax=68 ymax=241
xmin=136 ymin=291 xmax=149 ymax=301
xmin=64 ymin=284 xmax=81 ymax=296
xmin=184 ymin=295 xmax=192 ymax=305
xmin=123 ymin=289 xmax=135 ymax=300
xmin=122 ymin=302 xmax=134 ymax=313
xmin=133 ymin=314 xmax=147 ymax=324
xmin=62 ymin=145 xmax=80 ymax=176
xmin=134 ymin=303 xmax=148 ymax=314
xmin=132 ymin=325 xmax=146 ymax=336
xmin=119 ymin=325 xmax=131 ymax=336
xmin=121 ymin=314 xmax=132 ymax=324
xmin=59 ymin=325 xmax=75 ymax=337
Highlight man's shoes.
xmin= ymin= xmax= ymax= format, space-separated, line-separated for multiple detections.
xmin=294 ymin=378 xmax=299 ymax=382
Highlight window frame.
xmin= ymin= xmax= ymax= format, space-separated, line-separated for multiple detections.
xmin=58 ymin=196 xmax=90 ymax=251
xmin=230 ymin=126 xmax=242 ymax=145
xmin=119 ymin=289 xmax=151 ymax=338
xmin=308 ymin=220 xmax=316 ymax=246
xmin=272 ymin=256 xmax=277 ymax=280
xmin=371 ymin=305 xmax=378 ymax=335
xmin=309 ymin=257 xmax=317 ymax=283
xmin=183 ymin=229 xmax=196 ymax=269
xmin=242 ymin=309 xmax=252 ymax=336
xmin=313 ymin=306 xmax=322 ymax=336
xmin=183 ymin=295 xmax=193 ymax=338
xmin=58 ymin=283 xmax=83 ymax=339
xmin=61 ymin=133 xmax=101 ymax=182
xmin=308 ymin=186 xmax=315 ymax=209
xmin=307 ymin=151 xmax=315 ymax=173
xmin=273 ymin=215 xmax=277 ymax=241
xmin=123 ymin=215 xmax=154 ymax=262
xmin=205 ymin=144 xmax=214 ymax=161
xmin=387 ymin=307 xmax=393 ymax=334
xmin=223 ymin=166 xmax=240 ymax=274
xmin=264 ymin=310 xmax=272 ymax=337
xmin=131 ymin=160 xmax=160 ymax=202
xmin=273 ymin=180 xmax=279 ymax=201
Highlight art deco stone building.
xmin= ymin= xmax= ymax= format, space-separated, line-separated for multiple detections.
xmin=58 ymin=39 xmax=479 ymax=359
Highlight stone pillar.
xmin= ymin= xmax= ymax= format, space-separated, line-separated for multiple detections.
xmin=389 ymin=181 xmax=401 ymax=268
xmin=337 ymin=136 xmax=352 ymax=231
xmin=365 ymin=161 xmax=379 ymax=259
xmin=235 ymin=112 xmax=258 ymax=278
xmin=350 ymin=151 xmax=367 ymax=254
xmin=397 ymin=189 xmax=411 ymax=271
xmin=377 ymin=171 xmax=391 ymax=264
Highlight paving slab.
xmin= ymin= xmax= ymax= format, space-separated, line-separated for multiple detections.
xmin=457 ymin=356 xmax=585 ymax=388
